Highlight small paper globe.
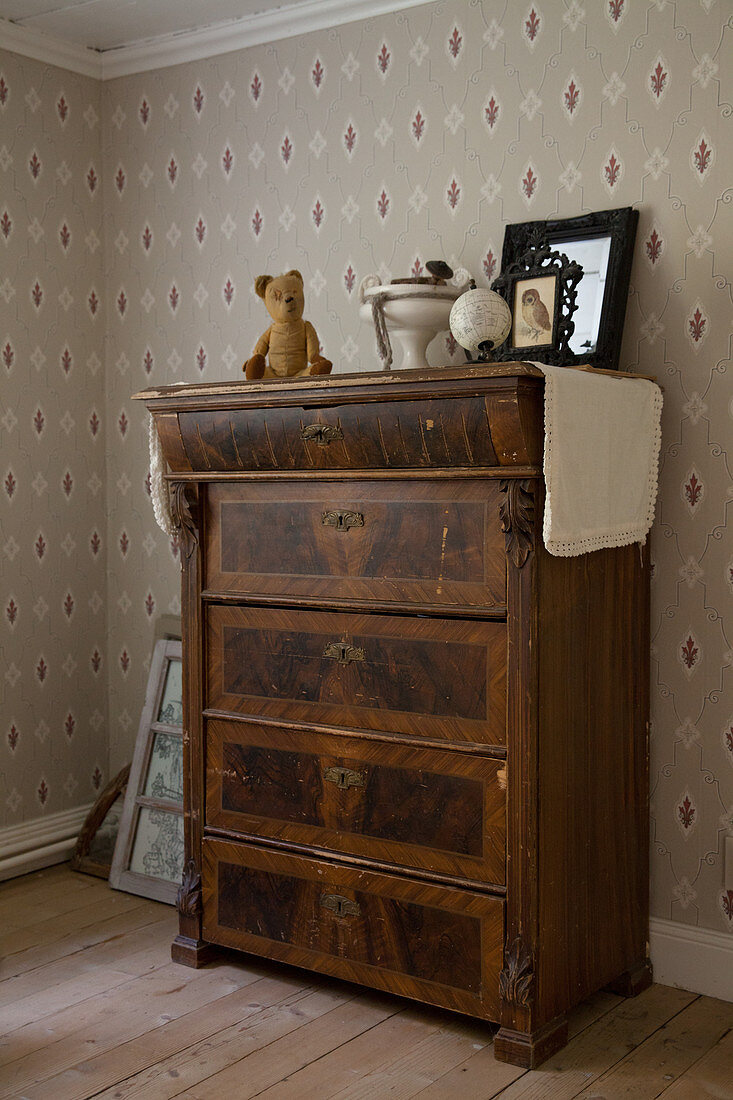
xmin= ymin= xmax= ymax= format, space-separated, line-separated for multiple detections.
xmin=449 ymin=287 xmax=512 ymax=357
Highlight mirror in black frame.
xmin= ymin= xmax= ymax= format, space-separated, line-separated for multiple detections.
xmin=499 ymin=207 xmax=638 ymax=371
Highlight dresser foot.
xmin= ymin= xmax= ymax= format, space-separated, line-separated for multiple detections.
xmin=494 ymin=1016 xmax=568 ymax=1068
xmin=604 ymin=958 xmax=653 ymax=998
xmin=171 ymin=934 xmax=219 ymax=968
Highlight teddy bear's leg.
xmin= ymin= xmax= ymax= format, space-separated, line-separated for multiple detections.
xmin=309 ymin=355 xmax=333 ymax=376
xmin=244 ymin=353 xmax=267 ymax=379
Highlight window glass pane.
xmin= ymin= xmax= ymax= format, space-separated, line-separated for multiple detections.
xmin=129 ymin=806 xmax=184 ymax=882
xmin=157 ymin=657 xmax=183 ymax=725
xmin=143 ymin=730 xmax=183 ymax=803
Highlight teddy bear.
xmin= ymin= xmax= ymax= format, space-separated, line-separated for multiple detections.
xmin=243 ymin=269 xmax=332 ymax=380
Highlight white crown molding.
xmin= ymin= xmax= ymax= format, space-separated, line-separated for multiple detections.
xmin=0 ymin=803 xmax=93 ymax=881
xmin=2 ymin=0 xmax=431 ymax=81
xmin=0 ymin=19 xmax=102 ymax=80
xmin=100 ymin=0 xmax=430 ymax=79
xmin=649 ymin=916 xmax=733 ymax=1002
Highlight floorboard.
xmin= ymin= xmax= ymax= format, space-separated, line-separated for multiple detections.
xmin=0 ymin=867 xmax=727 ymax=1100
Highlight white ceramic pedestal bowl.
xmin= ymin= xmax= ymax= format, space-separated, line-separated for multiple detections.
xmin=359 ymin=281 xmax=464 ymax=370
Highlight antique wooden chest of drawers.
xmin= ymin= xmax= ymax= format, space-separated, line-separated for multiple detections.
xmin=138 ymin=364 xmax=651 ymax=1068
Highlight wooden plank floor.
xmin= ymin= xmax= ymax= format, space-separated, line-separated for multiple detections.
xmin=1 ymin=866 xmax=731 ymax=1099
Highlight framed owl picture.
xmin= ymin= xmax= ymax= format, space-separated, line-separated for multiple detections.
xmin=491 ymin=246 xmax=584 ymax=366
xmin=512 ymin=276 xmax=557 ymax=349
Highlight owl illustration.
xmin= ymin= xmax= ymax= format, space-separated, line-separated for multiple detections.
xmin=521 ymin=287 xmax=552 ymax=341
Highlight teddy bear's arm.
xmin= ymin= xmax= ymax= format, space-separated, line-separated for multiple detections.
xmin=304 ymin=320 xmax=332 ymax=375
xmin=253 ymin=326 xmax=272 ymax=358
xmin=304 ymin=321 xmax=322 ymax=363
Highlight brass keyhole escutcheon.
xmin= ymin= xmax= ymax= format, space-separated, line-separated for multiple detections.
xmin=300 ymin=423 xmax=343 ymax=446
xmin=320 ymin=893 xmax=361 ymax=918
xmin=323 ymin=766 xmax=366 ymax=790
xmin=322 ymin=642 xmax=365 ymax=665
xmin=321 ymin=509 xmax=364 ymax=532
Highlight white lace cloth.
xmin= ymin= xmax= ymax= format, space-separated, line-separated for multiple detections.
xmin=148 ymin=413 xmax=176 ymax=536
xmin=530 ymin=362 xmax=663 ymax=557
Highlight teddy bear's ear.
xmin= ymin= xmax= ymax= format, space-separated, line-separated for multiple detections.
xmin=284 ymin=269 xmax=304 ymax=284
xmin=254 ymin=275 xmax=272 ymax=299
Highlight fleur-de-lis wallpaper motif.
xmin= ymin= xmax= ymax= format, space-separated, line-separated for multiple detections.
xmin=650 ymin=60 xmax=667 ymax=101
xmin=0 ymin=0 xmax=731 ymax=938
xmin=693 ymin=136 xmax=712 ymax=176
xmin=680 ymin=633 xmax=700 ymax=673
xmin=677 ymin=793 xmax=696 ymax=834
xmin=521 ymin=164 xmax=538 ymax=201
xmin=524 ymin=9 xmax=541 ymax=43
xmin=645 ymin=228 xmax=663 ymax=267
xmin=446 ymin=178 xmax=461 ymax=210
xmin=564 ymin=79 xmax=580 ymax=115
xmin=608 ymin=0 xmax=625 ymax=25
xmin=603 ymin=150 xmax=622 ymax=190
xmin=688 ymin=307 xmax=707 ymax=345
xmin=447 ymin=27 xmax=462 ymax=59
xmin=485 ymin=95 xmax=500 ymax=130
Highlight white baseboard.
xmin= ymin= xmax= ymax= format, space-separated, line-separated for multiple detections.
xmin=0 ymin=804 xmax=92 ymax=882
xmin=650 ymin=916 xmax=733 ymax=1002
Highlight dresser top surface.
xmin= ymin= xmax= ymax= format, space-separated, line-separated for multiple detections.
xmin=134 ymin=362 xmax=545 ymax=411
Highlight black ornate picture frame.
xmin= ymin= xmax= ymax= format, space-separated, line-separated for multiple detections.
xmin=491 ymin=246 xmax=583 ymax=365
xmin=500 ymin=207 xmax=638 ymax=371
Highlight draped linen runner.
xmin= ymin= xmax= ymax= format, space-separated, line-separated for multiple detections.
xmin=530 ymin=362 xmax=663 ymax=557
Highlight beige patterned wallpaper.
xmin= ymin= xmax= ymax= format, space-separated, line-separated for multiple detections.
xmin=2 ymin=0 xmax=731 ymax=936
xmin=0 ymin=50 xmax=107 ymax=822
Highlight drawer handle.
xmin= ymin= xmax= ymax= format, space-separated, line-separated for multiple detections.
xmin=323 ymin=642 xmax=365 ymax=665
xmin=322 ymin=509 xmax=364 ymax=532
xmin=320 ymin=893 xmax=361 ymax=918
xmin=301 ymin=423 xmax=343 ymax=446
xmin=323 ymin=766 xmax=366 ymax=790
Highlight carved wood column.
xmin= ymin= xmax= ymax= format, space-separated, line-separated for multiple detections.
xmin=169 ymin=482 xmax=216 ymax=967
xmin=495 ymin=476 xmax=566 ymax=1066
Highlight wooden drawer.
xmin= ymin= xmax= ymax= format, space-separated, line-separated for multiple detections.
xmin=202 ymin=838 xmax=503 ymax=1020
xmin=204 ymin=480 xmax=506 ymax=611
xmin=206 ymin=605 xmax=507 ymax=746
xmin=175 ymin=395 xmax=508 ymax=472
xmin=206 ymin=720 xmax=506 ymax=885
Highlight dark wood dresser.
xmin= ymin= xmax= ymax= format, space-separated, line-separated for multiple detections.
xmin=137 ymin=364 xmax=651 ymax=1068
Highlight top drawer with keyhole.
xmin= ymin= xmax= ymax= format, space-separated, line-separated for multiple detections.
xmin=173 ymin=392 xmax=531 ymax=473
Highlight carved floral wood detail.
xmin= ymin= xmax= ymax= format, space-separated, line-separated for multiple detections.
xmin=499 ymin=937 xmax=535 ymax=1007
xmin=169 ymin=483 xmax=199 ymax=559
xmin=177 ymin=858 xmax=203 ymax=917
xmin=499 ymin=479 xmax=535 ymax=569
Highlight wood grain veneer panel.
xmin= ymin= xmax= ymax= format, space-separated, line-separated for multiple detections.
xmin=206 ymin=606 xmax=507 ymax=745
xmin=177 ymin=397 xmax=500 ymax=472
xmin=204 ymin=480 xmax=506 ymax=611
xmin=202 ymin=838 xmax=503 ymax=1019
xmin=205 ymin=720 xmax=506 ymax=884
xmin=534 ymin=540 xmax=650 ymax=1023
